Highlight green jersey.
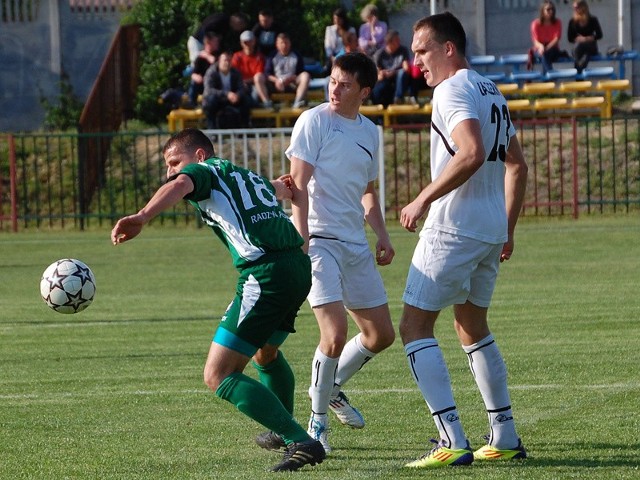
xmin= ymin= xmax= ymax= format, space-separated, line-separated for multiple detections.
xmin=177 ymin=158 xmax=303 ymax=268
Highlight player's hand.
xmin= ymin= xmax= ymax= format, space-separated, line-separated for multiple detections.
xmin=500 ymin=237 xmax=514 ymax=262
xmin=400 ymin=199 xmax=428 ymax=232
xmin=376 ymin=238 xmax=395 ymax=266
xmin=277 ymin=174 xmax=293 ymax=188
xmin=111 ymin=215 xmax=144 ymax=245
xmin=271 ymin=175 xmax=293 ymax=200
xmin=301 ymin=237 xmax=309 ymax=255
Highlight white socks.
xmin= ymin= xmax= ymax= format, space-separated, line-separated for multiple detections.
xmin=405 ymin=335 xmax=520 ymax=450
xmin=310 ymin=334 xmax=377 ymax=413
xmin=463 ymin=334 xmax=519 ymax=449
xmin=404 ymin=338 xmax=468 ymax=449
xmin=332 ymin=333 xmax=375 ymax=397
xmin=309 ymin=347 xmax=338 ymax=415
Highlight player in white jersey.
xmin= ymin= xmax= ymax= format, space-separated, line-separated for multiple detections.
xmin=285 ymin=53 xmax=396 ymax=454
xmin=398 ymin=13 xmax=529 ymax=468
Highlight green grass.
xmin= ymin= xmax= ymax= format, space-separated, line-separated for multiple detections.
xmin=1 ymin=217 xmax=639 ymax=479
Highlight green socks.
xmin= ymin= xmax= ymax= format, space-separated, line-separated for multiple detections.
xmin=215 ymin=372 xmax=308 ymax=444
xmin=252 ymin=350 xmax=296 ymax=414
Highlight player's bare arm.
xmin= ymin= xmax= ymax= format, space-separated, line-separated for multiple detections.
xmin=111 ymin=174 xmax=194 ymax=245
xmin=501 ymin=134 xmax=528 ymax=262
xmin=400 ymin=119 xmax=485 ymax=232
xmin=288 ymin=157 xmax=314 ymax=252
xmin=362 ymin=181 xmax=395 ymax=266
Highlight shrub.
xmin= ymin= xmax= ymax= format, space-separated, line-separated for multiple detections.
xmin=40 ymin=71 xmax=84 ymax=131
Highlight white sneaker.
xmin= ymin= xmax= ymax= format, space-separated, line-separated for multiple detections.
xmin=307 ymin=415 xmax=332 ymax=453
xmin=329 ymin=391 xmax=365 ymax=429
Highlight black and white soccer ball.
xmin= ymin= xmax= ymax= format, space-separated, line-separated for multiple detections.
xmin=40 ymin=259 xmax=96 ymax=314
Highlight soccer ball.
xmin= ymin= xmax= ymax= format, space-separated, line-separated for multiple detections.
xmin=40 ymin=259 xmax=96 ymax=314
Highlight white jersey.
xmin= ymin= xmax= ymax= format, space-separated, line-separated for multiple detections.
xmin=426 ymin=69 xmax=516 ymax=244
xmin=286 ymin=103 xmax=379 ymax=244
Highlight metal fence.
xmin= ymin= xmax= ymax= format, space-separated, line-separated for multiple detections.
xmin=1 ymin=118 xmax=639 ymax=232
xmin=386 ymin=116 xmax=640 ymax=219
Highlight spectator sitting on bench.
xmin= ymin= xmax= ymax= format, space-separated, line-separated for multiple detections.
xmin=371 ymin=30 xmax=411 ymax=107
xmin=324 ymin=8 xmax=356 ymax=73
xmin=337 ymin=30 xmax=362 ymax=57
xmin=358 ymin=3 xmax=387 ymax=57
xmin=187 ymin=12 xmax=248 ymax=69
xmin=188 ymin=31 xmax=221 ymax=107
xmin=232 ymin=30 xmax=272 ymax=108
xmin=265 ymin=33 xmax=310 ymax=109
xmin=568 ymin=0 xmax=603 ymax=74
xmin=529 ymin=1 xmax=563 ymax=73
xmin=202 ymin=51 xmax=251 ymax=129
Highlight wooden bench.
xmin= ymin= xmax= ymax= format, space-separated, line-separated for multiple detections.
xmin=383 ymin=104 xmax=420 ymax=127
xmin=270 ymin=89 xmax=325 ymax=107
xmin=507 ymin=99 xmax=532 ymax=112
xmin=596 ymin=79 xmax=631 ymax=118
xmin=558 ymin=80 xmax=593 ymax=94
xmin=358 ymin=104 xmax=385 ymax=124
xmin=495 ymin=77 xmax=630 ymax=118
xmin=167 ymin=108 xmax=205 ymax=131
xmin=167 ymin=76 xmax=629 ymax=130
xmin=167 ymin=107 xmax=282 ymax=131
xmin=522 ymin=81 xmax=556 ymax=96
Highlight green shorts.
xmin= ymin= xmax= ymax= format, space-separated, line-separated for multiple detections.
xmin=213 ymin=249 xmax=311 ymax=356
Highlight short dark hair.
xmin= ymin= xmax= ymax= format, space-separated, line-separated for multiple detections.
xmin=332 ymin=52 xmax=378 ymax=90
xmin=385 ymin=29 xmax=399 ymax=44
xmin=414 ymin=12 xmax=467 ymax=56
xmin=163 ymin=128 xmax=215 ymax=158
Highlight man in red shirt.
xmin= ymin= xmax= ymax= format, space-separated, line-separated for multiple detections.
xmin=232 ymin=30 xmax=272 ymax=108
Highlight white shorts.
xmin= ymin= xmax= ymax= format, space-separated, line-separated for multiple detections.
xmin=307 ymin=237 xmax=388 ymax=309
xmin=403 ymin=229 xmax=502 ymax=311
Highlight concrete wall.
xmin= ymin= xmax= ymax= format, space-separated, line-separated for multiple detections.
xmin=0 ymin=0 xmax=125 ymax=132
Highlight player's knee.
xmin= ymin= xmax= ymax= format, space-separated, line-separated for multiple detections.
xmin=366 ymin=326 xmax=395 ymax=352
xmin=320 ymin=334 xmax=348 ymax=357
xmin=399 ymin=315 xmax=427 ymax=344
xmin=381 ymin=327 xmax=396 ymax=349
xmin=203 ymin=367 xmax=223 ymax=392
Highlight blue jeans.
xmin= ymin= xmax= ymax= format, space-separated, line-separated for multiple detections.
xmin=534 ymin=45 xmax=562 ymax=73
xmin=371 ymin=69 xmax=410 ymax=107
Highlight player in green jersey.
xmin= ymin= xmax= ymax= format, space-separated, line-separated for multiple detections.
xmin=111 ymin=128 xmax=325 ymax=472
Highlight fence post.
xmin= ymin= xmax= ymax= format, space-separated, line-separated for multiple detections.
xmin=377 ymin=125 xmax=385 ymax=219
xmin=571 ymin=118 xmax=579 ymax=219
xmin=77 ymin=128 xmax=87 ymax=231
xmin=8 ymin=134 xmax=18 ymax=232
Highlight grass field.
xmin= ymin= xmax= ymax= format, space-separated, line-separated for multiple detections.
xmin=1 ymin=217 xmax=639 ymax=479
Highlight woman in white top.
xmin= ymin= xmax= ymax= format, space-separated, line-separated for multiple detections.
xmin=324 ymin=8 xmax=356 ymax=67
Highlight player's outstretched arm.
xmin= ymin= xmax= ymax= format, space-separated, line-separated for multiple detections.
xmin=111 ymin=174 xmax=195 ymax=245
